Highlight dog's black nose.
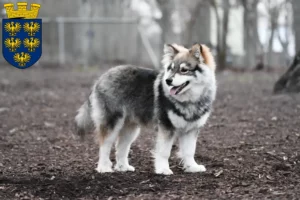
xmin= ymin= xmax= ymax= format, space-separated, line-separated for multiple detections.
xmin=166 ymin=78 xmax=173 ymax=86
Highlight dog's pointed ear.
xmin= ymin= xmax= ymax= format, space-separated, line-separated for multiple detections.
xmin=189 ymin=43 xmax=203 ymax=61
xmin=190 ymin=43 xmax=216 ymax=71
xmin=161 ymin=44 xmax=180 ymax=69
xmin=164 ymin=44 xmax=179 ymax=58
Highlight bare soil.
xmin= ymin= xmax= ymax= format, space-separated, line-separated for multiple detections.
xmin=0 ymin=65 xmax=300 ymax=200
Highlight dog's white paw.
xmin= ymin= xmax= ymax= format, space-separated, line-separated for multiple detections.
xmin=155 ymin=168 xmax=173 ymax=175
xmin=184 ymin=164 xmax=206 ymax=173
xmin=114 ymin=164 xmax=135 ymax=172
xmin=95 ymin=165 xmax=114 ymax=173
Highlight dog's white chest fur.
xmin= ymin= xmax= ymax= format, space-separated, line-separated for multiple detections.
xmin=167 ymin=110 xmax=210 ymax=131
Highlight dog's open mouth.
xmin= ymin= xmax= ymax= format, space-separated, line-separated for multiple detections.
xmin=170 ymin=81 xmax=189 ymax=95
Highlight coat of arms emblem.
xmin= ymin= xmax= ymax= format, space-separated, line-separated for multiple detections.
xmin=2 ymin=2 xmax=42 ymax=69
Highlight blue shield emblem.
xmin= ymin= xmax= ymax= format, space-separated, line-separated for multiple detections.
xmin=2 ymin=19 xmax=42 ymax=69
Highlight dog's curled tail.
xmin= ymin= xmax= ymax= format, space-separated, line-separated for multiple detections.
xmin=74 ymin=100 xmax=93 ymax=140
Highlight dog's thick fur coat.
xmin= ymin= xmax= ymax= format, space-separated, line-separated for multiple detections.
xmin=74 ymin=44 xmax=217 ymax=174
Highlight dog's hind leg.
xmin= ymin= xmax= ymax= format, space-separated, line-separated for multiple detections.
xmin=95 ymin=116 xmax=125 ymax=173
xmin=90 ymin=90 xmax=126 ymax=173
xmin=114 ymin=121 xmax=140 ymax=172
xmin=178 ymin=130 xmax=206 ymax=173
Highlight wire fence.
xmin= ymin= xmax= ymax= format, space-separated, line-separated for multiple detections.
xmin=1 ymin=17 xmax=160 ymax=68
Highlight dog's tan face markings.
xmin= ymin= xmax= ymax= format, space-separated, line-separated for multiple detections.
xmin=164 ymin=43 xmax=216 ymax=71
xmin=167 ymin=59 xmax=201 ymax=77
xmin=162 ymin=43 xmax=216 ymax=97
xmin=165 ymin=44 xmax=203 ymax=76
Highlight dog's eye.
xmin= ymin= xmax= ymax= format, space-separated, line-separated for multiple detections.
xmin=197 ymin=67 xmax=203 ymax=73
xmin=167 ymin=64 xmax=174 ymax=71
xmin=180 ymin=68 xmax=189 ymax=73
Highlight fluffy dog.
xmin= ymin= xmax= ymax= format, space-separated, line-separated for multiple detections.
xmin=74 ymin=43 xmax=217 ymax=175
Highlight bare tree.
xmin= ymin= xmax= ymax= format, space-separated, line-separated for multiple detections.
xmin=293 ymin=0 xmax=300 ymax=51
xmin=221 ymin=0 xmax=230 ymax=70
xmin=267 ymin=0 xmax=279 ymax=66
xmin=241 ymin=0 xmax=260 ymax=68
xmin=210 ymin=0 xmax=221 ymax=66
xmin=210 ymin=0 xmax=231 ymax=70
xmin=179 ymin=0 xmax=204 ymax=46
xmin=274 ymin=0 xmax=300 ymax=93
xmin=276 ymin=0 xmax=292 ymax=66
xmin=262 ymin=0 xmax=287 ymax=66
xmin=156 ymin=0 xmax=174 ymax=56
xmin=274 ymin=51 xmax=300 ymax=93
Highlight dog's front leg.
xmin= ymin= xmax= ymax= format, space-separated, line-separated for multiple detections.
xmin=154 ymin=127 xmax=175 ymax=175
xmin=178 ymin=129 xmax=206 ymax=173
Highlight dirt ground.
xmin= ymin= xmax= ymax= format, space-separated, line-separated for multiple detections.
xmin=0 ymin=64 xmax=300 ymax=200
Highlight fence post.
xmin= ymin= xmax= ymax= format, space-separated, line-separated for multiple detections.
xmin=57 ymin=17 xmax=65 ymax=65
xmin=138 ymin=26 xmax=159 ymax=69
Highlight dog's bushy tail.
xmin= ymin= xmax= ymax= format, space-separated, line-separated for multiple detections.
xmin=74 ymin=100 xmax=93 ymax=140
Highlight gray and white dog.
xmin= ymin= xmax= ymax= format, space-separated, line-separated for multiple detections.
xmin=74 ymin=43 xmax=217 ymax=175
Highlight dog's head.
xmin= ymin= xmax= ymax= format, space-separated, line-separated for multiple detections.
xmin=161 ymin=43 xmax=216 ymax=101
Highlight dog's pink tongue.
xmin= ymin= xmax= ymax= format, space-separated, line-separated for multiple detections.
xmin=170 ymin=87 xmax=178 ymax=95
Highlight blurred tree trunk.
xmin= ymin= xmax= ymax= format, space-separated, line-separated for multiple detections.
xmin=293 ymin=0 xmax=300 ymax=51
xmin=276 ymin=11 xmax=290 ymax=66
xmin=274 ymin=51 xmax=300 ymax=93
xmin=267 ymin=4 xmax=278 ymax=67
xmin=265 ymin=0 xmax=285 ymax=67
xmin=219 ymin=0 xmax=230 ymax=70
xmin=180 ymin=0 xmax=203 ymax=46
xmin=274 ymin=0 xmax=300 ymax=93
xmin=210 ymin=0 xmax=221 ymax=62
xmin=192 ymin=2 xmax=211 ymax=45
xmin=156 ymin=0 xmax=174 ymax=57
xmin=210 ymin=0 xmax=230 ymax=70
xmin=242 ymin=0 xmax=259 ymax=68
xmin=267 ymin=21 xmax=276 ymax=66
xmin=253 ymin=2 xmax=265 ymax=70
